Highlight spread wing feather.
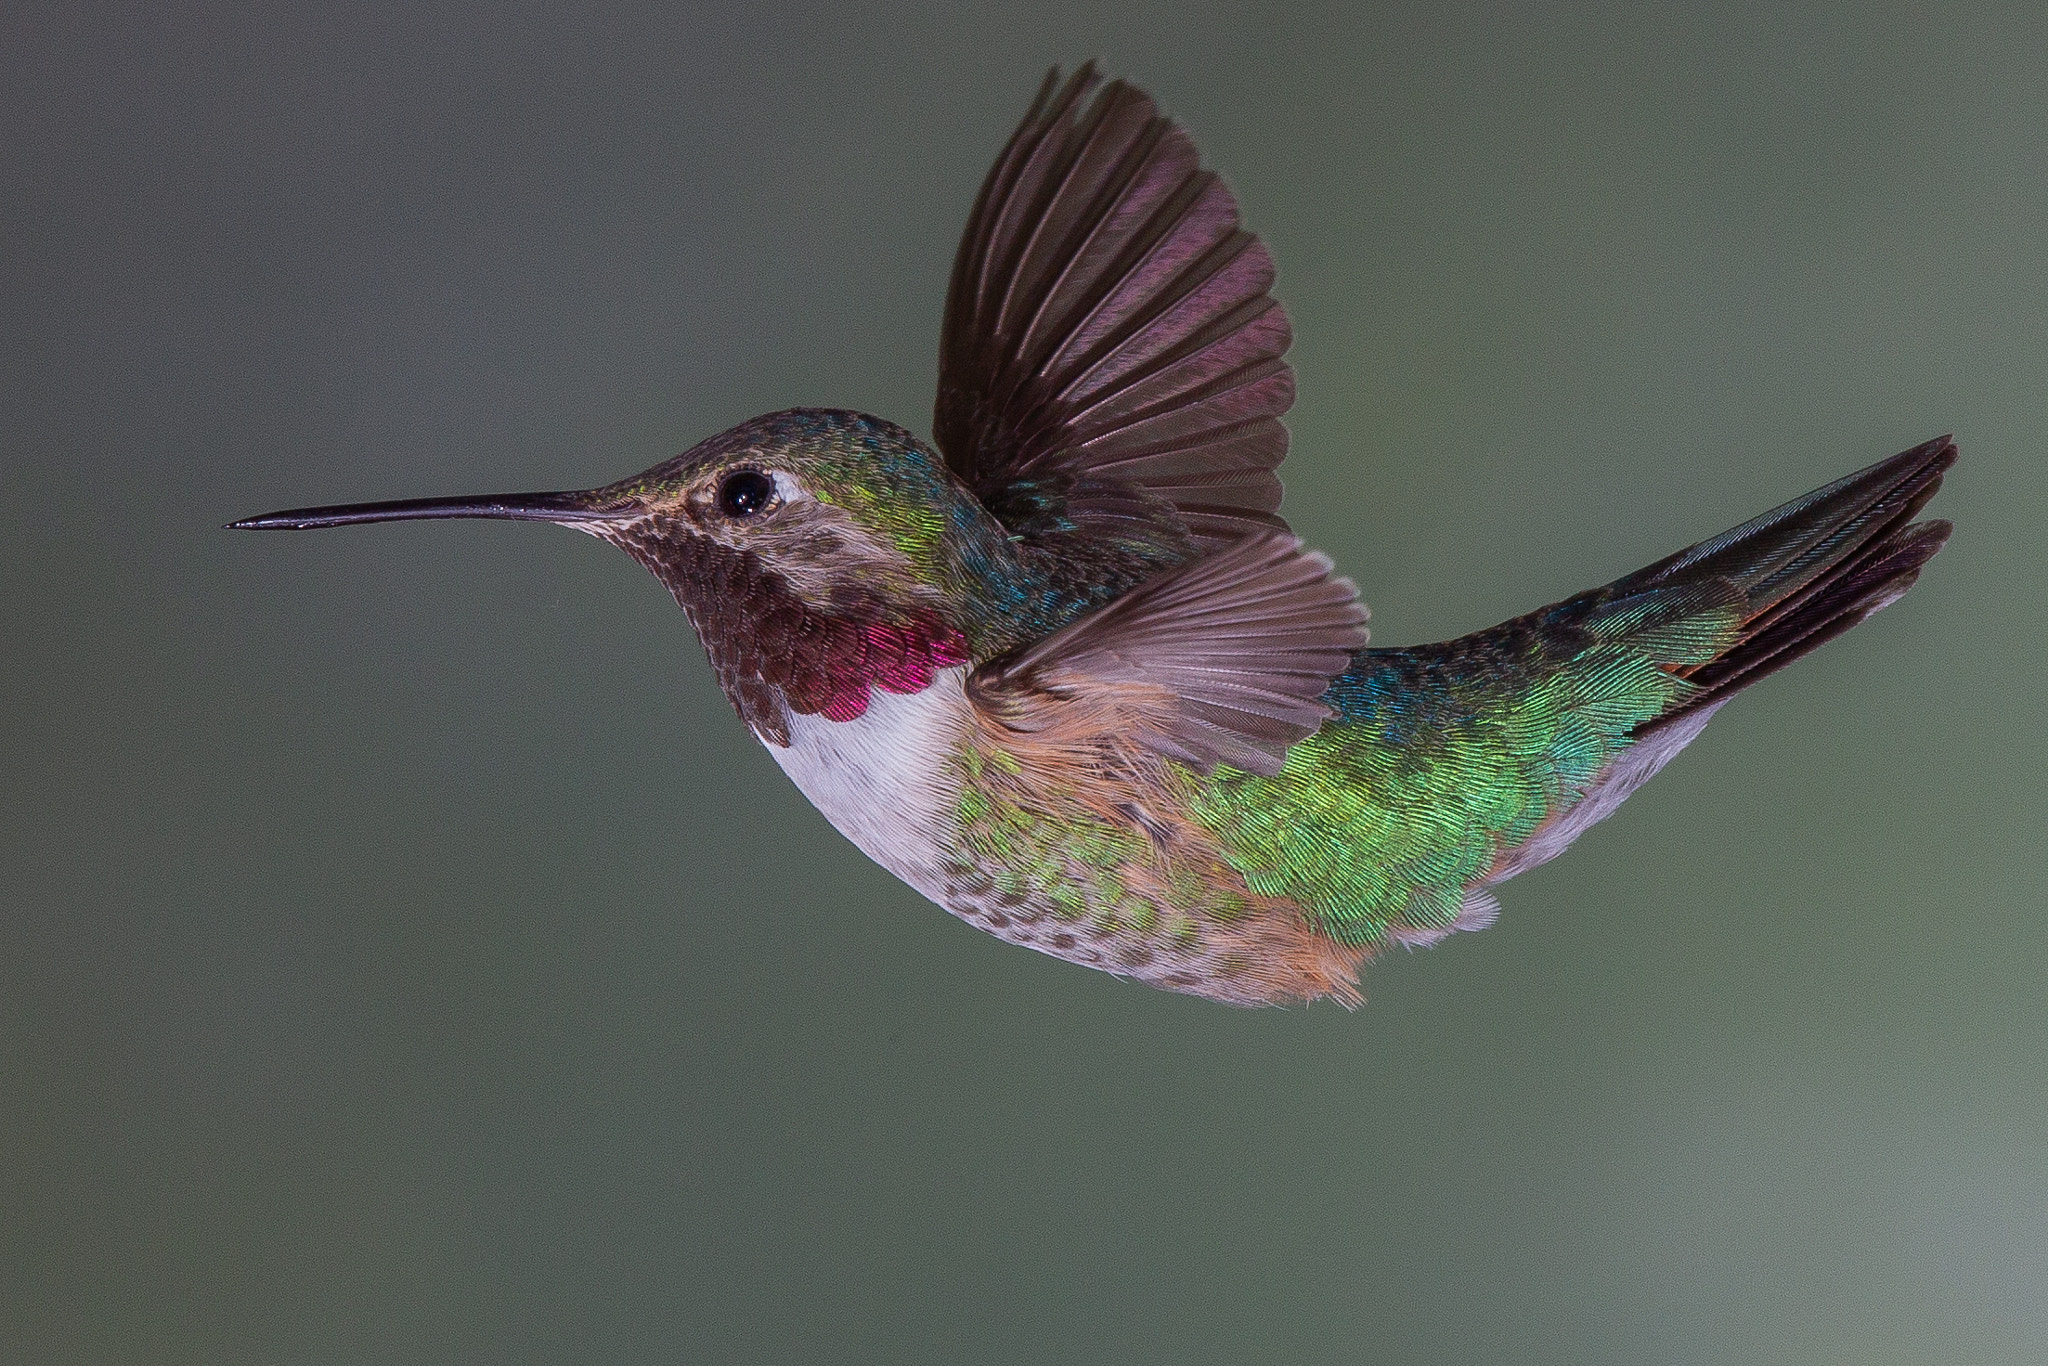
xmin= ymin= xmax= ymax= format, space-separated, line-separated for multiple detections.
xmin=970 ymin=533 xmax=1368 ymax=776
xmin=935 ymin=65 xmax=1296 ymax=551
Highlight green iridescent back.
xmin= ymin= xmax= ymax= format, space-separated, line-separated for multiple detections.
xmin=1195 ymin=582 xmax=1748 ymax=947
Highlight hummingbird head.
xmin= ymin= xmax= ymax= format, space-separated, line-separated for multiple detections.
xmin=577 ymin=408 xmax=1025 ymax=741
xmin=234 ymin=408 xmax=1027 ymax=743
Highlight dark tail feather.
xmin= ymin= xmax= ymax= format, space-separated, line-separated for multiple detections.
xmin=1636 ymin=435 xmax=1955 ymax=734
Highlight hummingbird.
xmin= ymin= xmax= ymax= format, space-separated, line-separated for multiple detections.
xmin=232 ymin=66 xmax=1954 ymax=1007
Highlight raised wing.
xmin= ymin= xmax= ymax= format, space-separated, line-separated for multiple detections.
xmin=934 ymin=65 xmax=1296 ymax=552
xmin=968 ymin=533 xmax=1368 ymax=776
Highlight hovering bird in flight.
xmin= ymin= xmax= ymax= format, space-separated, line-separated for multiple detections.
xmin=234 ymin=66 xmax=1953 ymax=1006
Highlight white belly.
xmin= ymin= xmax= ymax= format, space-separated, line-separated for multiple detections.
xmin=762 ymin=667 xmax=971 ymax=901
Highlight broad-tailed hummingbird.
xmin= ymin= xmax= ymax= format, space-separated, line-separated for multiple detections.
xmin=233 ymin=66 xmax=1954 ymax=1006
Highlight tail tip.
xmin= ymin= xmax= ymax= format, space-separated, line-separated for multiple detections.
xmin=1915 ymin=433 xmax=1960 ymax=472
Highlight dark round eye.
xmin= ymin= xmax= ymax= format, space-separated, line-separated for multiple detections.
xmin=716 ymin=469 xmax=776 ymax=518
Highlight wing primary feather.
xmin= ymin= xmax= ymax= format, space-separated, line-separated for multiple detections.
xmin=947 ymin=68 xmax=1065 ymax=384
xmin=968 ymin=68 xmax=1096 ymax=341
xmin=990 ymin=78 xmax=1134 ymax=353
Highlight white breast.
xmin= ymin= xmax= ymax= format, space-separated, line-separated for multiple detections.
xmin=761 ymin=667 xmax=972 ymax=902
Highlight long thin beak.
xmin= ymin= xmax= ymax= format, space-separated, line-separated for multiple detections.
xmin=227 ymin=490 xmax=619 ymax=531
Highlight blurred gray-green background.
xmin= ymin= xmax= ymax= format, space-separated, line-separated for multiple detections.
xmin=5 ymin=3 xmax=2043 ymax=1362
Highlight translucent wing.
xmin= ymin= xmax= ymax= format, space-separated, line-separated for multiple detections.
xmin=969 ymin=533 xmax=1368 ymax=776
xmin=934 ymin=65 xmax=1296 ymax=553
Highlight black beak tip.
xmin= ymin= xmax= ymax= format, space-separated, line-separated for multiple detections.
xmin=225 ymin=512 xmax=313 ymax=530
xmin=219 ymin=492 xmax=607 ymax=531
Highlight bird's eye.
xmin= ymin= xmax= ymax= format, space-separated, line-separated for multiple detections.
xmin=716 ymin=469 xmax=776 ymax=518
